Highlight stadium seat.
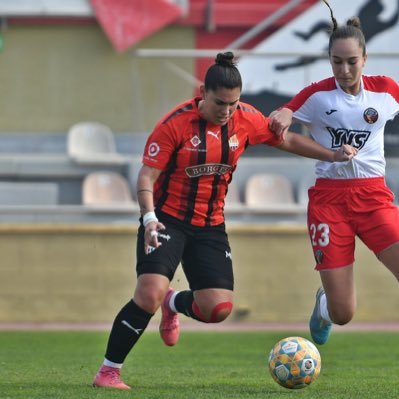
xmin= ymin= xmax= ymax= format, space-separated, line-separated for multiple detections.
xmin=245 ymin=173 xmax=296 ymax=207
xmin=67 ymin=121 xmax=127 ymax=165
xmin=82 ymin=171 xmax=136 ymax=206
xmin=0 ymin=182 xmax=59 ymax=205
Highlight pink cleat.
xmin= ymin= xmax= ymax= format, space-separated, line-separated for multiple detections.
xmin=92 ymin=365 xmax=131 ymax=390
xmin=159 ymin=288 xmax=180 ymax=346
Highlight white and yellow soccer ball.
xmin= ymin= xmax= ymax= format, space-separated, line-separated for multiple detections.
xmin=268 ymin=336 xmax=321 ymax=389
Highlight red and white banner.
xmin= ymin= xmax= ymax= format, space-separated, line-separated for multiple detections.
xmin=90 ymin=0 xmax=184 ymax=52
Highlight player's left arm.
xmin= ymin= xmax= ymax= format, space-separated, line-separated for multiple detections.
xmin=276 ymin=131 xmax=358 ymax=162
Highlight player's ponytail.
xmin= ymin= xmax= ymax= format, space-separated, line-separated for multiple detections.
xmin=322 ymin=0 xmax=337 ymax=31
xmin=204 ymin=52 xmax=242 ymax=91
xmin=322 ymin=0 xmax=366 ymax=56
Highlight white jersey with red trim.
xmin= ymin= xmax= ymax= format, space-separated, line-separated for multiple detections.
xmin=285 ymin=75 xmax=399 ymax=179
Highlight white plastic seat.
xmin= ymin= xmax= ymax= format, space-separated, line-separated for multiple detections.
xmin=67 ymin=121 xmax=126 ymax=165
xmin=82 ymin=172 xmax=135 ymax=206
xmin=245 ymin=173 xmax=295 ymax=207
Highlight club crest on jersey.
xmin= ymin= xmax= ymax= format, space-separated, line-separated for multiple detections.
xmin=185 ymin=163 xmax=232 ymax=177
xmin=190 ymin=135 xmax=201 ymax=147
xmin=363 ymin=108 xmax=378 ymax=124
xmin=229 ymin=134 xmax=239 ymax=151
xmin=148 ymin=142 xmax=160 ymax=157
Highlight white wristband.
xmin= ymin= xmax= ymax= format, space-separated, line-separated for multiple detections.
xmin=143 ymin=211 xmax=158 ymax=227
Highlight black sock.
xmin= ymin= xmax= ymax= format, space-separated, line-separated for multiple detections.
xmin=105 ymin=300 xmax=153 ymax=364
xmin=174 ymin=290 xmax=203 ymax=322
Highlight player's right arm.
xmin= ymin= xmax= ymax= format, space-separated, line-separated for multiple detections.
xmin=136 ymin=165 xmax=165 ymax=255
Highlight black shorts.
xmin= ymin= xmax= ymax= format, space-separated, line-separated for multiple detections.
xmin=136 ymin=211 xmax=234 ymax=291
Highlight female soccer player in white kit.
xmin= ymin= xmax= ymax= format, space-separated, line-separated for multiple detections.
xmin=270 ymin=0 xmax=399 ymax=345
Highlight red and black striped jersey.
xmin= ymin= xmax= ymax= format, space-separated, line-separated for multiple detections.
xmin=142 ymin=97 xmax=282 ymax=226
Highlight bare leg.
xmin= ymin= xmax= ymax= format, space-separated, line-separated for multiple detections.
xmin=133 ymin=273 xmax=170 ymax=313
xmin=377 ymin=242 xmax=399 ymax=282
xmin=319 ymin=264 xmax=356 ymax=325
xmin=193 ymin=288 xmax=234 ymax=322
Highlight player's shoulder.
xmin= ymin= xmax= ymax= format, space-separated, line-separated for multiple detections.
xmin=236 ymin=101 xmax=264 ymax=117
xmin=237 ymin=101 xmax=258 ymax=112
xmin=158 ymin=97 xmax=197 ymax=126
xmin=286 ymin=77 xmax=337 ymax=111
xmin=362 ymin=74 xmax=399 ymax=94
xmin=235 ymin=101 xmax=266 ymax=123
xmin=301 ymin=77 xmax=337 ymax=96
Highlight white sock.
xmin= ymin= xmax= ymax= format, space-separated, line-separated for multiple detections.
xmin=168 ymin=290 xmax=180 ymax=313
xmin=319 ymin=293 xmax=332 ymax=323
xmin=103 ymin=358 xmax=123 ymax=369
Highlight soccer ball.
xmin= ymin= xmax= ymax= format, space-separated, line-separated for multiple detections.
xmin=268 ymin=336 xmax=321 ymax=389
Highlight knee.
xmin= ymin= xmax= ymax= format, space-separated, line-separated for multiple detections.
xmin=134 ymin=286 xmax=165 ymax=314
xmin=330 ymin=308 xmax=354 ymax=325
xmin=194 ymin=301 xmax=233 ymax=323
xmin=211 ymin=302 xmax=233 ymax=322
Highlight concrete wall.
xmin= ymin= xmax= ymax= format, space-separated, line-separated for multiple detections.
xmin=0 ymin=224 xmax=397 ymax=324
xmin=0 ymin=24 xmax=194 ymax=132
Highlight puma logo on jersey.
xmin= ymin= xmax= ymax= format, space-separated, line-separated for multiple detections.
xmin=207 ymin=130 xmax=220 ymax=139
xmin=326 ymin=109 xmax=337 ymax=115
xmin=327 ymin=127 xmax=370 ymax=150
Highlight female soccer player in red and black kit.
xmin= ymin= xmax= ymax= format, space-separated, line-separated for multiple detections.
xmin=269 ymin=1 xmax=399 ymax=347
xmin=93 ymin=51 xmax=356 ymax=390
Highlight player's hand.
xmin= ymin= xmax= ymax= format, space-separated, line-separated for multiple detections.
xmin=144 ymin=221 xmax=165 ymax=255
xmin=269 ymin=108 xmax=293 ymax=139
xmin=333 ymin=144 xmax=358 ymax=162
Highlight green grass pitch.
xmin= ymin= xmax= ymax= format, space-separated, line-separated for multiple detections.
xmin=1 ymin=330 xmax=398 ymax=399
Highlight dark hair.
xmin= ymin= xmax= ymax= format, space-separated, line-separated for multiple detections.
xmin=322 ymin=0 xmax=366 ymax=56
xmin=204 ymin=52 xmax=242 ymax=92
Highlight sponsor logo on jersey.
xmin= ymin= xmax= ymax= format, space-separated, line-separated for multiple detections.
xmin=326 ymin=127 xmax=370 ymax=150
xmin=229 ymin=134 xmax=239 ymax=151
xmin=148 ymin=142 xmax=160 ymax=157
xmin=325 ymin=109 xmax=337 ymax=115
xmin=190 ymin=135 xmax=201 ymax=147
xmin=185 ymin=163 xmax=232 ymax=177
xmin=363 ymin=107 xmax=378 ymax=124
xmin=207 ymin=130 xmax=220 ymax=139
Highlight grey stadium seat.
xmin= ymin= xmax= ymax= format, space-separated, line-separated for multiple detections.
xmin=67 ymin=121 xmax=127 ymax=165
xmin=82 ymin=171 xmax=136 ymax=206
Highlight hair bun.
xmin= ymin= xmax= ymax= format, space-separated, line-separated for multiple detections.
xmin=215 ymin=52 xmax=236 ymax=67
xmin=347 ymin=17 xmax=362 ymax=30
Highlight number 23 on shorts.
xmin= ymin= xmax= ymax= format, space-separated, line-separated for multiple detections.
xmin=310 ymin=223 xmax=330 ymax=247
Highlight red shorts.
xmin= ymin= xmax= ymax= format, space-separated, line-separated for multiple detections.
xmin=307 ymin=177 xmax=399 ymax=270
